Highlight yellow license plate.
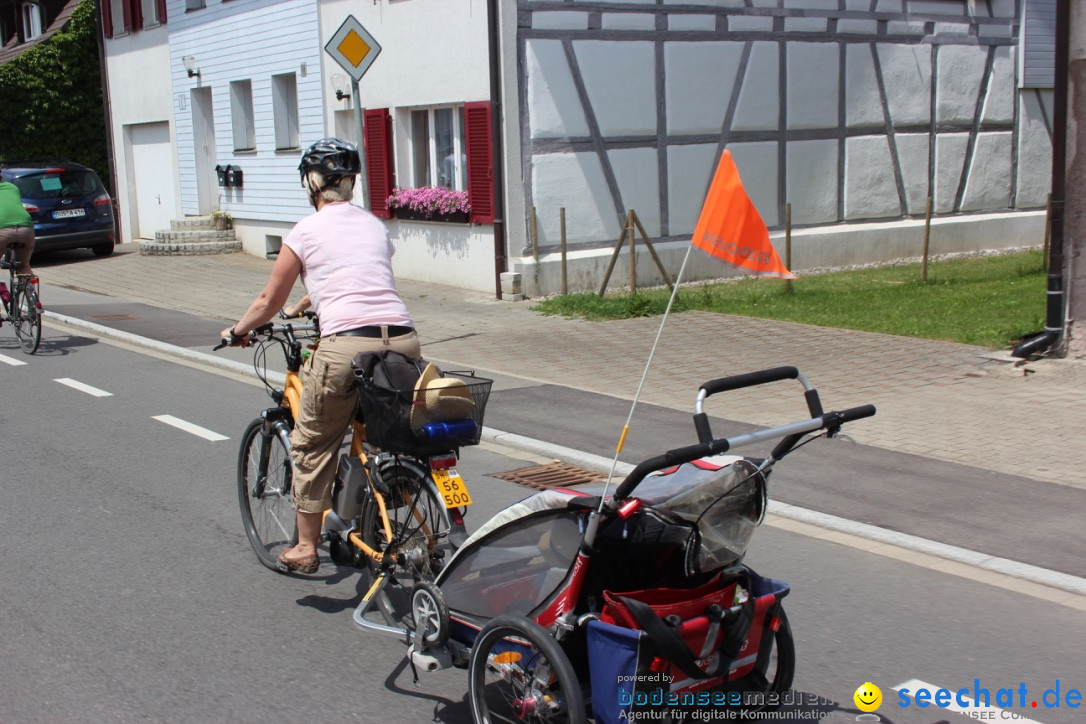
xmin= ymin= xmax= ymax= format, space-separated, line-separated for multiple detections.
xmin=432 ymin=468 xmax=472 ymax=508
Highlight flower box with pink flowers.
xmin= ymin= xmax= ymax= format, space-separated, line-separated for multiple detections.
xmin=386 ymin=186 xmax=471 ymax=223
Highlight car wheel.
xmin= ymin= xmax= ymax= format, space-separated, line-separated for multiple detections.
xmin=92 ymin=241 xmax=115 ymax=257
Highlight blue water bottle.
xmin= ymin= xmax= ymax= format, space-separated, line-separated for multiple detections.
xmin=422 ymin=419 xmax=478 ymax=443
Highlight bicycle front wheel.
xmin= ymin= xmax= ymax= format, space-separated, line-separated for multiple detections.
xmin=360 ymin=457 xmax=453 ymax=583
xmin=12 ymin=282 xmax=41 ymax=354
xmin=237 ymin=416 xmax=297 ymax=571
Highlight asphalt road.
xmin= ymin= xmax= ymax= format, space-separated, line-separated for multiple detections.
xmin=1 ymin=313 xmax=1084 ymax=722
xmin=40 ymin=283 xmax=1086 ymax=582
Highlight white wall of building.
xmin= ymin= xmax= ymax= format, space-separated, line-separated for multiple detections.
xmin=168 ymin=0 xmax=323 ymax=237
xmin=313 ymin=0 xmax=499 ymax=291
xmin=102 ymin=24 xmax=178 ymax=243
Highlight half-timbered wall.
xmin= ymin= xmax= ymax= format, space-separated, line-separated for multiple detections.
xmin=509 ymin=0 xmax=1053 ymax=293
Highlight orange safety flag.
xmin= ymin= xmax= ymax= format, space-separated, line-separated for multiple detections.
xmin=691 ymin=150 xmax=795 ymax=279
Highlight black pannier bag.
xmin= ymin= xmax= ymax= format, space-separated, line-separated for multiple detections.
xmin=351 ymin=350 xmax=428 ymax=453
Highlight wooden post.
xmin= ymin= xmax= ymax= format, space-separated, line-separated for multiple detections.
xmin=599 ymin=209 xmax=673 ymax=296
xmin=560 ymin=207 xmax=568 ymax=295
xmin=530 ymin=206 xmax=538 ymax=260
xmin=629 ymin=211 xmax=674 ymax=292
xmin=599 ymin=216 xmax=631 ymax=296
xmin=921 ymin=196 xmax=933 ymax=283
xmin=785 ymin=203 xmax=793 ymax=295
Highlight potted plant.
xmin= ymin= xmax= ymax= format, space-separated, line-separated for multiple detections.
xmin=210 ymin=209 xmax=233 ymax=230
xmin=386 ymin=186 xmax=471 ymax=223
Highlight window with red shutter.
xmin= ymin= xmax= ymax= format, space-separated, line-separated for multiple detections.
xmin=364 ymin=108 xmax=394 ymax=219
xmin=120 ymin=0 xmax=133 ymax=32
xmin=131 ymin=0 xmax=144 ymax=30
xmin=101 ymin=0 xmax=113 ymax=37
xmin=464 ymin=101 xmax=494 ymax=224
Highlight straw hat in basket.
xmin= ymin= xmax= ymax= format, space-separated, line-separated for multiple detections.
xmin=409 ymin=363 xmax=475 ymax=432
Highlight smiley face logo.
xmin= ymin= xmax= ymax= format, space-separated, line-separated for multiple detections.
xmin=854 ymin=682 xmax=882 ymax=712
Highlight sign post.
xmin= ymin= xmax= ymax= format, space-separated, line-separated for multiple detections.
xmin=324 ymin=17 xmax=381 ymax=210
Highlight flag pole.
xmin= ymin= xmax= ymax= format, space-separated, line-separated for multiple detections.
xmin=593 ymin=149 xmax=790 ymax=512
xmin=597 ymin=243 xmax=695 ymax=504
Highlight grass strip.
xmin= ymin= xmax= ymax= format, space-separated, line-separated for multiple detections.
xmin=533 ymin=251 xmax=1046 ymax=349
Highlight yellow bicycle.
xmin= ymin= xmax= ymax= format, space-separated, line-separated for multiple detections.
xmin=217 ymin=315 xmax=490 ymax=593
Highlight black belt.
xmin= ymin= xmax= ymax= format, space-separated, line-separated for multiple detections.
xmin=331 ymin=325 xmax=414 ymax=338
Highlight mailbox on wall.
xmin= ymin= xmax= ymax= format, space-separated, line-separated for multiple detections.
xmin=214 ymin=165 xmax=244 ymax=188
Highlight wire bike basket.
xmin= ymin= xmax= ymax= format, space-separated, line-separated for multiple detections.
xmin=353 ymin=351 xmax=492 ymax=454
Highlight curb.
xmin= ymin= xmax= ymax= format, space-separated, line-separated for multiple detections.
xmin=42 ymin=310 xmax=1086 ymax=601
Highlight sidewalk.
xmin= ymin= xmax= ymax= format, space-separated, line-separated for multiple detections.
xmin=36 ymin=244 xmax=1086 ymax=490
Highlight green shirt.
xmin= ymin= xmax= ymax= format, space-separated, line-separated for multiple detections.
xmin=0 ymin=182 xmax=33 ymax=228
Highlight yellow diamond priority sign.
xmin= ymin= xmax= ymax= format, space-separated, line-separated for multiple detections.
xmin=325 ymin=16 xmax=381 ymax=82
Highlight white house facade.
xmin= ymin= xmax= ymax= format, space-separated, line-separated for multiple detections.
xmin=98 ymin=0 xmax=177 ymax=244
xmin=98 ymin=0 xmax=1056 ymax=297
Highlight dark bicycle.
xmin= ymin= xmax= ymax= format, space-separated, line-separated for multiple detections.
xmin=0 ymin=244 xmax=42 ymax=354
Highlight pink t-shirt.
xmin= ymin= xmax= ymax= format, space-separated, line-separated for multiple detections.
xmin=283 ymin=201 xmax=413 ymax=336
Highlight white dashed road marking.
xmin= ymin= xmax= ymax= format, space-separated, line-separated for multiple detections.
xmin=55 ymin=378 xmax=113 ymax=397
xmin=152 ymin=415 xmax=229 ymax=442
xmin=0 ymin=353 xmax=27 ymax=366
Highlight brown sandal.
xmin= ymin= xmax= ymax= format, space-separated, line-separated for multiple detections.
xmin=277 ymin=551 xmax=319 ymax=574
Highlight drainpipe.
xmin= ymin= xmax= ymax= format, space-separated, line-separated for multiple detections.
xmin=95 ymin=0 xmax=121 ymax=243
xmin=487 ymin=0 xmax=507 ymax=299
xmin=1013 ymin=0 xmax=1069 ymax=358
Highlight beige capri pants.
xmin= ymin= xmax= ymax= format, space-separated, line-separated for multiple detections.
xmin=289 ymin=327 xmax=421 ymax=514
xmin=0 ymin=226 xmax=34 ymax=269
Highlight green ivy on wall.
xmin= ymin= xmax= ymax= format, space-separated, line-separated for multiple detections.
xmin=0 ymin=0 xmax=108 ymax=192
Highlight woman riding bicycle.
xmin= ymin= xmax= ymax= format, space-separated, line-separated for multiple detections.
xmin=0 ymin=180 xmax=35 ymax=277
xmin=221 ymin=137 xmax=421 ymax=574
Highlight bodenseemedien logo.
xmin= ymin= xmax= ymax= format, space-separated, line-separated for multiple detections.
xmin=853 ymin=682 xmax=882 ymax=721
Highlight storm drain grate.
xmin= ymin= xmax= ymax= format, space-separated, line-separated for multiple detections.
xmin=92 ymin=314 xmax=142 ymax=321
xmin=491 ymin=462 xmax=608 ymax=491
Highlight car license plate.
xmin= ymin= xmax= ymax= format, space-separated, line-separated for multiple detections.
xmin=432 ymin=468 xmax=472 ymax=508
xmin=53 ymin=208 xmax=86 ymax=219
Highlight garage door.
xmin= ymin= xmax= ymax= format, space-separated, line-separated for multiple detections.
xmin=130 ymin=122 xmax=177 ymax=240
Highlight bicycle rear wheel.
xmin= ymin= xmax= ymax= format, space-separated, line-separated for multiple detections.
xmin=738 ymin=606 xmax=795 ymax=712
xmin=12 ymin=281 xmax=40 ymax=354
xmin=360 ymin=457 xmax=453 ymax=584
xmin=237 ymin=416 xmax=297 ymax=571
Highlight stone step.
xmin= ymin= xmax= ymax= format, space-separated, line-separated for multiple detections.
xmin=141 ymin=216 xmax=240 ymax=255
xmin=139 ymin=238 xmax=243 ymax=256
xmin=171 ymin=215 xmax=232 ymax=231
xmin=153 ymin=228 xmax=236 ymax=243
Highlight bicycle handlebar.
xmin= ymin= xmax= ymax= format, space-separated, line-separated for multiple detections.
xmin=613 ymin=403 xmax=876 ymax=501
xmin=825 ymin=404 xmax=877 ymax=425
xmin=212 ymin=320 xmax=318 ymax=351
